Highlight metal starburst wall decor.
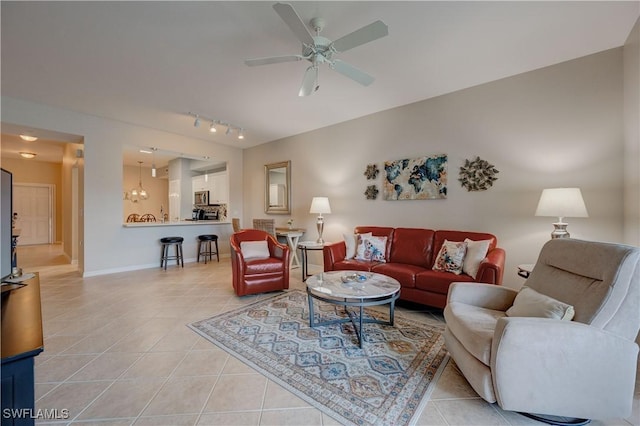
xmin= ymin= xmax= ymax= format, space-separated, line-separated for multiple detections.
xmin=458 ymin=156 xmax=499 ymax=191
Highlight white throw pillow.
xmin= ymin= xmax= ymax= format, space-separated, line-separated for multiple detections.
xmin=432 ymin=240 xmax=467 ymax=275
xmin=344 ymin=232 xmax=371 ymax=260
xmin=355 ymin=235 xmax=387 ymax=262
xmin=352 ymin=232 xmax=373 ymax=260
xmin=506 ymin=287 xmax=575 ymax=320
xmin=240 ymin=240 xmax=270 ymax=260
xmin=462 ymin=238 xmax=492 ymax=279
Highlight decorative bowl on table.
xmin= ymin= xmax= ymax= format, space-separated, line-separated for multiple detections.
xmin=341 ymin=273 xmax=368 ymax=284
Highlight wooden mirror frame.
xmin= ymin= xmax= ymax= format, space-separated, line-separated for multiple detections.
xmin=264 ymin=161 xmax=291 ymax=214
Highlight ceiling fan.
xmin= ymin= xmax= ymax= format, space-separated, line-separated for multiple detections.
xmin=245 ymin=2 xmax=389 ymax=97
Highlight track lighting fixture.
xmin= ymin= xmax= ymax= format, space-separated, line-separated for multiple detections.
xmin=19 ymin=135 xmax=38 ymax=141
xmin=187 ymin=112 xmax=246 ymax=140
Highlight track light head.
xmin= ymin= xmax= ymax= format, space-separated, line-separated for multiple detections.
xmin=189 ymin=112 xmax=245 ymax=140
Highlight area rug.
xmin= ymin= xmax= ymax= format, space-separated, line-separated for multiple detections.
xmin=188 ymin=290 xmax=449 ymax=426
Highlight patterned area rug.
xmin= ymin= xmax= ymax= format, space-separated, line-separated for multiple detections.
xmin=189 ymin=290 xmax=449 ymax=426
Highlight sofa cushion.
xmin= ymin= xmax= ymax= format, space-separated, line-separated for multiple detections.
xmin=244 ymin=257 xmax=286 ymax=275
xmin=444 ymin=301 xmax=506 ymax=366
xmin=416 ymin=270 xmax=474 ymax=294
xmin=331 ymin=259 xmax=379 ymax=272
xmin=389 ymin=228 xmax=435 ymax=267
xmin=433 ymin=240 xmax=467 ymax=275
xmin=371 ymin=263 xmax=427 ymax=288
xmin=356 ymin=235 xmax=387 ymax=262
xmin=506 ymin=287 xmax=575 ymax=320
xmin=463 ymin=238 xmax=492 ymax=279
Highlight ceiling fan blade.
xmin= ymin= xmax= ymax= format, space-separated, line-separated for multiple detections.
xmin=273 ymin=2 xmax=315 ymax=46
xmin=332 ymin=59 xmax=375 ymax=86
xmin=331 ymin=20 xmax=388 ymax=53
xmin=299 ymin=66 xmax=318 ymax=97
xmin=245 ymin=55 xmax=304 ymax=67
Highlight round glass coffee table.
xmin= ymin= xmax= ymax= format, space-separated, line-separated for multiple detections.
xmin=306 ymin=270 xmax=401 ymax=348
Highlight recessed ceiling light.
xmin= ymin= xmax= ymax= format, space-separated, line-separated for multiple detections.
xmin=19 ymin=152 xmax=37 ymax=159
xmin=19 ymin=135 xmax=38 ymax=141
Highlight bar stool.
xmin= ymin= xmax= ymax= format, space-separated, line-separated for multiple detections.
xmin=197 ymin=234 xmax=219 ymax=264
xmin=160 ymin=236 xmax=184 ymax=269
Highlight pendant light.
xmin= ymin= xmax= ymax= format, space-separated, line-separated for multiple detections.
xmin=130 ymin=161 xmax=149 ymax=203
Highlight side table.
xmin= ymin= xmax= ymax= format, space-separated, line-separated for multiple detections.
xmin=517 ymin=263 xmax=534 ymax=279
xmin=275 ymin=228 xmax=305 ymax=269
xmin=297 ymin=241 xmax=325 ymax=281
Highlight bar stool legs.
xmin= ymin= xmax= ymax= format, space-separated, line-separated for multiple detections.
xmin=160 ymin=237 xmax=184 ymax=269
xmin=197 ymin=235 xmax=219 ymax=264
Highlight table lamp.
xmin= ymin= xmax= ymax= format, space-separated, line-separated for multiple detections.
xmin=309 ymin=197 xmax=331 ymax=244
xmin=535 ymin=188 xmax=588 ymax=239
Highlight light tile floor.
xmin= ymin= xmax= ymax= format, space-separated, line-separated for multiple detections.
xmin=15 ymin=244 xmax=640 ymax=425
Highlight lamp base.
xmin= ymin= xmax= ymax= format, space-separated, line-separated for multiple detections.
xmin=551 ymin=222 xmax=570 ymax=239
xmin=316 ymin=216 xmax=324 ymax=244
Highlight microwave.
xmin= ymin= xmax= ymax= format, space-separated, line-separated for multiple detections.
xmin=194 ymin=190 xmax=209 ymax=205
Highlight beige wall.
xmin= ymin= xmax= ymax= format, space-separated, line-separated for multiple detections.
xmin=2 ymin=157 xmax=63 ymax=243
xmin=244 ymin=48 xmax=626 ymax=289
xmin=623 ymin=17 xmax=640 ymax=246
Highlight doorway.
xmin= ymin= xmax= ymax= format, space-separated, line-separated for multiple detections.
xmin=13 ymin=183 xmax=54 ymax=245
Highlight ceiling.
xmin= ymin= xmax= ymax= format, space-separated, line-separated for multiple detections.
xmin=1 ymin=1 xmax=638 ymax=154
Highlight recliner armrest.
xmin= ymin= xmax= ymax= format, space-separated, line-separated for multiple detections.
xmin=491 ymin=317 xmax=639 ymax=419
xmin=447 ymin=282 xmax=517 ymax=311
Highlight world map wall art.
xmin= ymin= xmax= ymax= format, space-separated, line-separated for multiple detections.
xmin=383 ymin=154 xmax=448 ymax=200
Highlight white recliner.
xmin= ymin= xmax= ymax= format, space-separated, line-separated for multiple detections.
xmin=444 ymin=238 xmax=640 ymax=421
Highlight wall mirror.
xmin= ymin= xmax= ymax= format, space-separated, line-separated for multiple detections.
xmin=265 ymin=161 xmax=290 ymax=214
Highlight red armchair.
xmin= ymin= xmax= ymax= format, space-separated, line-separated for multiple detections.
xmin=230 ymin=229 xmax=290 ymax=296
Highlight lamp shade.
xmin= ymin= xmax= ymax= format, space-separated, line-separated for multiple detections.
xmin=535 ymin=188 xmax=588 ymax=218
xmin=309 ymin=197 xmax=331 ymax=214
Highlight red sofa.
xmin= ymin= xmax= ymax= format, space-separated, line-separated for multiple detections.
xmin=323 ymin=226 xmax=505 ymax=309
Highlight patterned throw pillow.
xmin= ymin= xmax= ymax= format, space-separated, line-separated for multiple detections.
xmin=432 ymin=240 xmax=468 ymax=275
xmin=345 ymin=232 xmax=372 ymax=260
xmin=355 ymin=236 xmax=387 ymax=262
xmin=354 ymin=233 xmax=374 ymax=260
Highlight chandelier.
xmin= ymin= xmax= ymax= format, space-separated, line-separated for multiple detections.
xmin=129 ymin=161 xmax=149 ymax=203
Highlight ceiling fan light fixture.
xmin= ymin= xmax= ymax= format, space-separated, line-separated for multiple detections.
xmin=20 ymin=152 xmax=37 ymax=159
xmin=19 ymin=135 xmax=38 ymax=142
xmin=245 ymin=3 xmax=388 ymax=96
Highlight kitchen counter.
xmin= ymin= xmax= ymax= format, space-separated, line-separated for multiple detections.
xmin=123 ymin=220 xmax=230 ymax=228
